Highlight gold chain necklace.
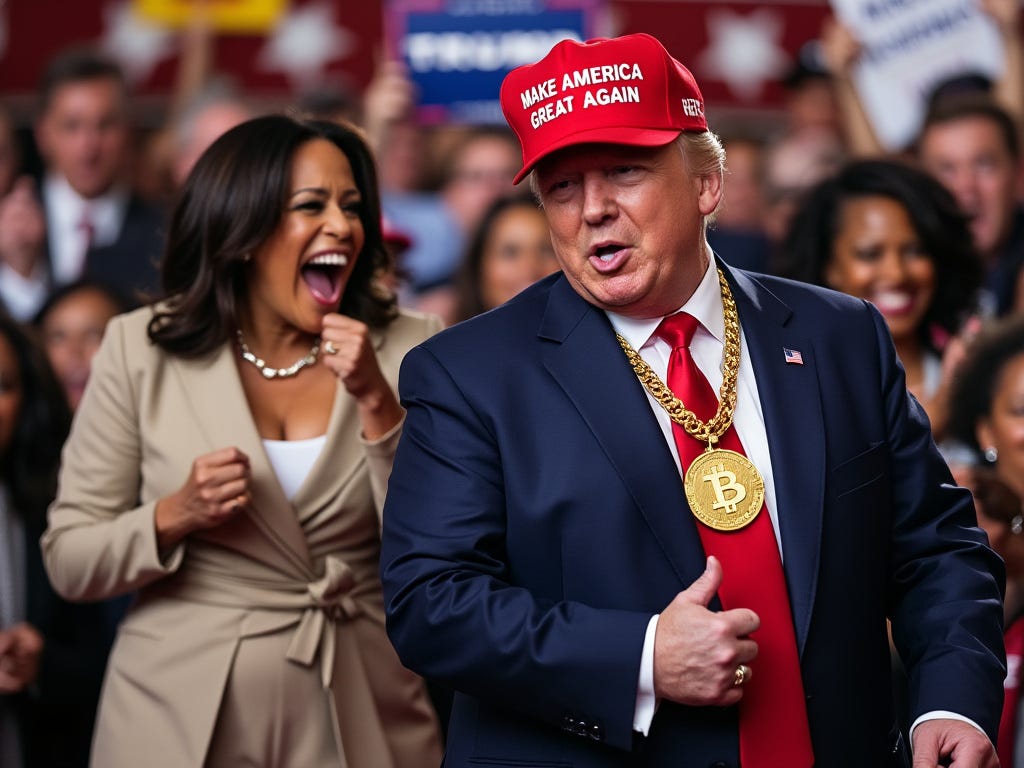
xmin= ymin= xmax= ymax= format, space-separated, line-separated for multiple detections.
xmin=615 ymin=268 xmax=740 ymax=448
xmin=236 ymin=331 xmax=320 ymax=380
xmin=616 ymin=268 xmax=764 ymax=532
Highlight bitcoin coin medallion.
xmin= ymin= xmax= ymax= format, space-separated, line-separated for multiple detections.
xmin=684 ymin=449 xmax=764 ymax=531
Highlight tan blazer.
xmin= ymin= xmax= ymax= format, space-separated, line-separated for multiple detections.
xmin=42 ymin=306 xmax=443 ymax=768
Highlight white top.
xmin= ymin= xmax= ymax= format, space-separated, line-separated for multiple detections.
xmin=262 ymin=435 xmax=327 ymax=501
xmin=43 ymin=174 xmax=128 ymax=285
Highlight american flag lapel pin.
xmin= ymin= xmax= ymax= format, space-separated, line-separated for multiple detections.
xmin=783 ymin=347 xmax=804 ymax=365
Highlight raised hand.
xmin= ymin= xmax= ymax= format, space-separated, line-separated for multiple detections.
xmin=154 ymin=447 xmax=251 ymax=549
xmin=320 ymin=312 xmax=404 ymax=440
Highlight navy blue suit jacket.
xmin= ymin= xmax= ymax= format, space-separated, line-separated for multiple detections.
xmin=381 ymin=264 xmax=1005 ymax=767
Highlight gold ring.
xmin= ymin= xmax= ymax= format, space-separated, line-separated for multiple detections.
xmin=733 ymin=664 xmax=751 ymax=687
xmin=323 ymin=340 xmax=338 ymax=356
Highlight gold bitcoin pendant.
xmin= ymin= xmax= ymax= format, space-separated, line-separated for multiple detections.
xmin=684 ymin=449 xmax=765 ymax=531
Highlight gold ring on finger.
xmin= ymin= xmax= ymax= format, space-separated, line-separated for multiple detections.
xmin=733 ymin=664 xmax=751 ymax=687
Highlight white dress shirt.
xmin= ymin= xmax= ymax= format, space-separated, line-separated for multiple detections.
xmin=43 ymin=174 xmax=128 ymax=285
xmin=0 ymin=261 xmax=49 ymax=321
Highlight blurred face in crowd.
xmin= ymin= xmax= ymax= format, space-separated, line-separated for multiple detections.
xmin=761 ymin=128 xmax=844 ymax=244
xmin=444 ymin=134 xmax=520 ymax=233
xmin=248 ymin=139 xmax=365 ymax=336
xmin=535 ymin=140 xmax=721 ymax=319
xmin=977 ymin=353 xmax=1024 ymax=498
xmin=918 ymin=116 xmax=1019 ymax=258
xmin=172 ymin=101 xmax=252 ymax=189
xmin=717 ymin=138 xmax=765 ymax=232
xmin=479 ymin=203 xmax=558 ymax=311
xmin=40 ymin=287 xmax=121 ymax=410
xmin=785 ymin=78 xmax=839 ymax=135
xmin=826 ymin=195 xmax=935 ymax=345
xmin=35 ymin=76 xmax=129 ymax=199
xmin=0 ymin=333 xmax=23 ymax=458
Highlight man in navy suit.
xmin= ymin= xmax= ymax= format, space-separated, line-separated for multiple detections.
xmin=381 ymin=34 xmax=1005 ymax=768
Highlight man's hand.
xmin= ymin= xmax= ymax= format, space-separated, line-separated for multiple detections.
xmin=912 ymin=719 xmax=998 ymax=768
xmin=653 ymin=556 xmax=760 ymax=706
xmin=0 ymin=623 xmax=44 ymax=693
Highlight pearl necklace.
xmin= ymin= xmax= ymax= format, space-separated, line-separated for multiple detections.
xmin=236 ymin=330 xmax=320 ymax=379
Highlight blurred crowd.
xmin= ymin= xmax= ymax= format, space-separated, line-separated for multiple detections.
xmin=3 ymin=3 xmax=1024 ymax=766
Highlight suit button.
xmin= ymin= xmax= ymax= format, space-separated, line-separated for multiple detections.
xmin=589 ymin=723 xmax=604 ymax=741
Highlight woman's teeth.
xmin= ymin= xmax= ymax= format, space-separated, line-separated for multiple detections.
xmin=308 ymin=253 xmax=348 ymax=267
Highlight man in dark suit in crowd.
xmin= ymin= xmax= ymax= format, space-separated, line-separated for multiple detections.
xmin=31 ymin=48 xmax=163 ymax=306
xmin=381 ymin=33 xmax=1005 ymax=768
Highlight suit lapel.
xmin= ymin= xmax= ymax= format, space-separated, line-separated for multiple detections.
xmin=724 ymin=266 xmax=825 ymax=655
xmin=539 ymin=277 xmax=708 ymax=587
xmin=167 ymin=343 xmax=314 ymax=577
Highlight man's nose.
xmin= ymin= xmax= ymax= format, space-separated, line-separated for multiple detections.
xmin=581 ymin=177 xmax=616 ymax=224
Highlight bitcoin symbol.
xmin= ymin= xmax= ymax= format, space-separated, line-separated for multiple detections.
xmin=702 ymin=463 xmax=747 ymax=515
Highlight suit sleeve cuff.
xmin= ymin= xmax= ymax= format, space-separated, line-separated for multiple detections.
xmin=633 ymin=614 xmax=660 ymax=735
xmin=908 ymin=711 xmax=988 ymax=745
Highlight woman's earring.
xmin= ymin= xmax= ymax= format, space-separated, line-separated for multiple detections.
xmin=984 ymin=446 xmax=999 ymax=464
xmin=1012 ymin=514 xmax=1024 ymax=536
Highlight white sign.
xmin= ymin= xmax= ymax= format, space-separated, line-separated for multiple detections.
xmin=831 ymin=0 xmax=1005 ymax=150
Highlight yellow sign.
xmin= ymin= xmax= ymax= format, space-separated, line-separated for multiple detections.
xmin=135 ymin=0 xmax=289 ymax=34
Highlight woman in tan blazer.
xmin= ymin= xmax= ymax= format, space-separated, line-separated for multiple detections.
xmin=41 ymin=115 xmax=443 ymax=767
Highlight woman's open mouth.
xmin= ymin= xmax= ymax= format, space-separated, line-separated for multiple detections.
xmin=301 ymin=252 xmax=349 ymax=307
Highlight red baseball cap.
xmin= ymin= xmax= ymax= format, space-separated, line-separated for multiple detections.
xmin=500 ymin=33 xmax=707 ymax=184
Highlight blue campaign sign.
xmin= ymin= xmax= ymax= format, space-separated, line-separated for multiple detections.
xmin=389 ymin=0 xmax=603 ymax=124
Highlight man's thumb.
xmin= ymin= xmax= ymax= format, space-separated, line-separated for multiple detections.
xmin=682 ymin=556 xmax=723 ymax=606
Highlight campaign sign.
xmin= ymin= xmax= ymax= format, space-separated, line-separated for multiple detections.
xmin=135 ymin=0 xmax=289 ymax=33
xmin=831 ymin=0 xmax=1004 ymax=150
xmin=388 ymin=0 xmax=603 ymax=124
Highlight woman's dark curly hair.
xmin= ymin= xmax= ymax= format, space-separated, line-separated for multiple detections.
xmin=0 ymin=312 xmax=71 ymax=519
xmin=947 ymin=316 xmax=1024 ymax=455
xmin=148 ymin=114 xmax=396 ymax=356
xmin=779 ymin=158 xmax=981 ymax=353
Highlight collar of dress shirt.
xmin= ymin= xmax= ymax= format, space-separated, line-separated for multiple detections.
xmin=0 ymin=261 xmax=49 ymax=321
xmin=43 ymin=173 xmax=129 ymax=248
xmin=605 ymin=252 xmax=724 ymax=351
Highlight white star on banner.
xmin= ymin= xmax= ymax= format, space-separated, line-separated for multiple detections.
xmin=258 ymin=1 xmax=355 ymax=88
xmin=100 ymin=0 xmax=175 ymax=85
xmin=697 ymin=8 xmax=791 ymax=103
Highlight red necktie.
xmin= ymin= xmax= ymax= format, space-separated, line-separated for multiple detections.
xmin=998 ymin=617 xmax=1024 ymax=767
xmin=77 ymin=207 xmax=95 ymax=273
xmin=657 ymin=312 xmax=814 ymax=768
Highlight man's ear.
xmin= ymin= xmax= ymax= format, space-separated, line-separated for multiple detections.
xmin=698 ymin=172 xmax=723 ymax=217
